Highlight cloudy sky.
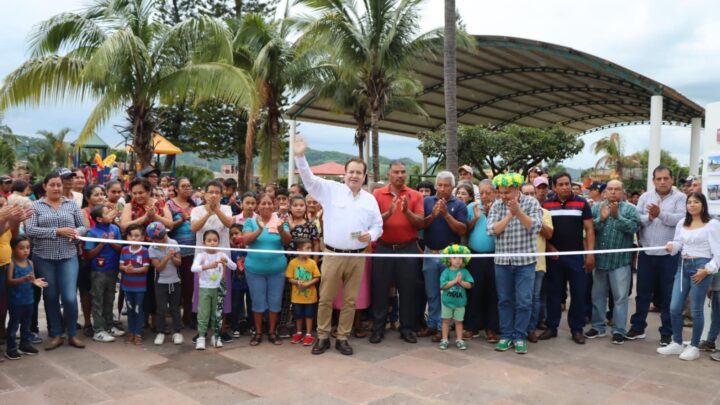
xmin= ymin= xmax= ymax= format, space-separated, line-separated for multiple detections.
xmin=2 ymin=0 xmax=719 ymax=169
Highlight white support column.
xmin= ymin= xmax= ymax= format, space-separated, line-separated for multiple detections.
xmin=287 ymin=120 xmax=296 ymax=186
xmin=647 ymin=95 xmax=663 ymax=191
xmin=364 ymin=136 xmax=371 ymax=172
xmin=421 ymin=154 xmax=428 ymax=178
xmin=689 ymin=117 xmax=702 ymax=176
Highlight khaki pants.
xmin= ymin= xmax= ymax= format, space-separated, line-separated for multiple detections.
xmin=317 ymin=252 xmax=365 ymax=340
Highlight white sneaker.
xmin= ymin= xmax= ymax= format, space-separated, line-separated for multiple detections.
xmin=109 ymin=326 xmax=126 ymax=337
xmin=93 ymin=331 xmax=116 ymax=343
xmin=210 ymin=336 xmax=223 ymax=348
xmin=657 ymin=342 xmax=683 ymax=355
xmin=172 ymin=333 xmax=183 ymax=345
xmin=679 ymin=345 xmax=700 ymax=361
xmin=154 ymin=333 xmax=165 ymax=345
xmin=196 ymin=336 xmax=206 ymax=350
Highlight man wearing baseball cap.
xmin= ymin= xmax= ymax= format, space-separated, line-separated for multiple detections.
xmin=587 ymin=182 xmax=606 ymax=206
xmin=0 ymin=175 xmax=13 ymax=197
xmin=457 ymin=165 xmax=479 ymax=201
xmin=532 ymin=177 xmax=550 ymax=204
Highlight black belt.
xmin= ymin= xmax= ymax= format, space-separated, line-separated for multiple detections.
xmin=377 ymin=240 xmax=417 ymax=251
xmin=325 ymin=244 xmax=366 ymax=254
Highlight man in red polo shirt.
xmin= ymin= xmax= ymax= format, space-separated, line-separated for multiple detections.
xmin=370 ymin=161 xmax=425 ymax=344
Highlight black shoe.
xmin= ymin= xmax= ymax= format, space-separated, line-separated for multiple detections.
xmin=277 ymin=325 xmax=290 ymax=339
xmin=538 ymin=329 xmax=557 ymax=340
xmin=571 ymin=331 xmax=586 ymax=345
xmin=83 ymin=325 xmax=93 ymax=338
xmin=369 ymin=333 xmax=383 ymax=344
xmin=583 ymin=329 xmax=606 ymax=339
xmin=5 ymin=350 xmax=21 ymax=360
xmin=311 ymin=338 xmax=330 ymax=355
xmin=623 ymin=330 xmax=646 ymax=340
xmin=335 ymin=339 xmax=353 ymax=355
xmin=19 ymin=345 xmax=39 ymax=356
xmin=660 ymin=334 xmax=672 ymax=346
xmin=220 ymin=333 xmax=233 ymax=343
xmin=611 ymin=333 xmax=625 ymax=345
xmin=400 ymin=331 xmax=417 ymax=344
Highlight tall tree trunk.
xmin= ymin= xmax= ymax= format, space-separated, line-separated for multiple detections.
xmin=354 ymin=117 xmax=367 ymax=160
xmin=370 ymin=106 xmax=380 ymax=182
xmin=244 ymin=113 xmax=257 ymax=190
xmin=269 ymin=109 xmax=280 ymax=183
xmin=234 ymin=0 xmax=243 ymax=18
xmin=130 ymin=105 xmax=154 ymax=168
xmin=443 ymin=0 xmax=458 ymax=174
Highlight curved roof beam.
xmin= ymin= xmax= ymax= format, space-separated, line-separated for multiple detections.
xmin=456 ymin=87 xmax=648 ymax=119
xmin=493 ymin=99 xmax=650 ymax=128
xmin=421 ymin=66 xmax=649 ymax=95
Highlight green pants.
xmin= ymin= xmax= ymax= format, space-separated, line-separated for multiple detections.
xmin=197 ymin=287 xmax=219 ymax=336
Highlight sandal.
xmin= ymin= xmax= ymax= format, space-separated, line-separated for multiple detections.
xmin=268 ymin=334 xmax=282 ymax=345
xmin=249 ymin=333 xmax=262 ymax=346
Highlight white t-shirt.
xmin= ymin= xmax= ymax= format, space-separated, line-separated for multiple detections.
xmin=191 ymin=251 xmax=237 ymax=288
xmin=190 ymin=205 xmax=232 ymax=253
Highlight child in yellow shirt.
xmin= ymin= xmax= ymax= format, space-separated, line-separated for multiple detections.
xmin=285 ymin=239 xmax=320 ymax=346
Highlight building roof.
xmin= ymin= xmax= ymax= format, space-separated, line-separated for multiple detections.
xmin=296 ymin=161 xmax=345 ymax=176
xmin=71 ymin=133 xmax=108 ymax=149
xmin=286 ymin=35 xmax=704 ymax=137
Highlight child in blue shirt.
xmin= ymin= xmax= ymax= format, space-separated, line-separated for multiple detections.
xmin=85 ymin=205 xmax=125 ymax=343
xmin=439 ymin=244 xmax=474 ymax=351
xmin=5 ymin=236 xmax=47 ymax=360
xmin=119 ymin=224 xmax=150 ymax=345
xmin=230 ymin=223 xmax=251 ymax=336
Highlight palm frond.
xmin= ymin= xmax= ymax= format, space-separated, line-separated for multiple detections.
xmin=82 ymin=28 xmax=151 ymax=85
xmin=28 ymin=13 xmax=107 ymax=58
xmin=157 ymin=63 xmax=255 ymax=108
xmin=75 ymin=95 xmax=121 ymax=148
xmin=0 ymin=56 xmax=92 ymax=111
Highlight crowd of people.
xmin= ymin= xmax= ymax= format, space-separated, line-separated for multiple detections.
xmin=0 ymin=136 xmax=718 ymax=363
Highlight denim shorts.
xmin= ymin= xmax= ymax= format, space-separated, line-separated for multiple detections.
xmin=245 ymin=271 xmax=285 ymax=313
xmin=292 ymin=303 xmax=318 ymax=320
xmin=441 ymin=304 xmax=465 ymax=321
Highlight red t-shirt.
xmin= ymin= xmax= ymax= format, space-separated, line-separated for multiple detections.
xmin=373 ymin=185 xmax=424 ymax=243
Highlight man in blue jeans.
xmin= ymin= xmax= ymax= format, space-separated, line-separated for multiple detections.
xmin=487 ymin=173 xmax=542 ymax=354
xmin=584 ymin=180 xmax=640 ymax=345
xmin=419 ymin=171 xmax=467 ymax=342
xmin=627 ymin=166 xmax=685 ymax=346
xmin=541 ymin=172 xmax=595 ymax=344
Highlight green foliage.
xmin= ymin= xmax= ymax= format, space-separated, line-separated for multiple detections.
xmin=0 ymin=0 xmax=255 ymax=167
xmin=26 ymin=150 xmax=53 ymax=179
xmin=0 ymin=141 xmax=15 ymax=174
xmin=625 ymin=149 xmax=689 ymax=191
xmin=418 ymin=124 xmax=584 ymax=179
xmin=157 ymin=0 xmax=279 ymax=24
xmin=37 ymin=128 xmax=71 ymax=168
xmin=176 ymin=164 xmax=215 ymax=186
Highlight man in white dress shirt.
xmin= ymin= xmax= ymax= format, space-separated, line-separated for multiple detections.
xmin=294 ymin=135 xmax=383 ymax=356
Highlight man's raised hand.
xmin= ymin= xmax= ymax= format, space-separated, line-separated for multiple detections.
xmin=294 ymin=134 xmax=307 ymax=157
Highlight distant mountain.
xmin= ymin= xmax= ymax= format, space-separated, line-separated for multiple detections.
xmin=176 ymin=148 xmax=421 ymax=174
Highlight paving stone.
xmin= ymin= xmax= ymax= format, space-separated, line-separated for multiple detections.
xmin=0 ymin=372 xmax=19 ymax=393
xmin=351 ymin=365 xmax=426 ymax=389
xmin=85 ymin=368 xmax=157 ymax=398
xmin=101 ymin=387 xmax=200 ymax=405
xmin=175 ymin=380 xmax=256 ymax=404
xmin=375 ymin=354 xmax=457 ymax=380
xmin=367 ymin=392 xmax=442 ymax=405
xmin=147 ymin=345 xmax=250 ymax=382
xmin=50 ymin=348 xmax=118 ymax=376
xmin=4 ymin=357 xmax=71 ymax=387
xmin=35 ymin=378 xmax=109 ymax=405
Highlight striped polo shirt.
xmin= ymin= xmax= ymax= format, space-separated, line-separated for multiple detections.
xmin=119 ymin=246 xmax=150 ymax=292
xmin=543 ymin=193 xmax=592 ymax=252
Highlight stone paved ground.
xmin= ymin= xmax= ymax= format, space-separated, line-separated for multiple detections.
xmin=1 ymin=297 xmax=719 ymax=404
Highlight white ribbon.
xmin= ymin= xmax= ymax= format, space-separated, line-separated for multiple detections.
xmin=78 ymin=236 xmax=665 ymax=259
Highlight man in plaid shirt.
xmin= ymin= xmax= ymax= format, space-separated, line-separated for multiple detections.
xmin=584 ymin=180 xmax=640 ymax=345
xmin=486 ymin=173 xmax=542 ymax=354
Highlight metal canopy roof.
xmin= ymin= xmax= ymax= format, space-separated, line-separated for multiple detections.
xmin=286 ymin=35 xmax=704 ymax=137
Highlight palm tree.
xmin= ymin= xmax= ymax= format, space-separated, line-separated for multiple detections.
xmin=0 ymin=0 xmax=254 ymax=167
xmin=233 ymin=12 xmax=305 ymax=184
xmin=444 ymin=0 xmax=458 ymax=174
xmin=37 ymin=128 xmax=71 ymax=168
xmin=296 ymin=0 xmax=449 ymax=181
xmin=593 ymin=132 xmax=636 ymax=179
xmin=0 ymin=112 xmax=16 ymax=174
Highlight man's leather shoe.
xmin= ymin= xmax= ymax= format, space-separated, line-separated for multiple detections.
xmin=311 ymin=338 xmax=330 ymax=355
xmin=400 ymin=331 xmax=417 ymax=343
xmin=527 ymin=331 xmax=539 ymax=343
xmin=538 ymin=329 xmax=557 ymax=340
xmin=369 ymin=333 xmax=383 ymax=344
xmin=571 ymin=332 xmax=586 ymax=345
xmin=45 ymin=336 xmax=63 ymax=351
xmin=68 ymin=336 xmax=85 ymax=348
xmin=335 ymin=339 xmax=353 ymax=355
xmin=431 ymin=331 xmax=443 ymax=343
xmin=485 ymin=330 xmax=499 ymax=343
